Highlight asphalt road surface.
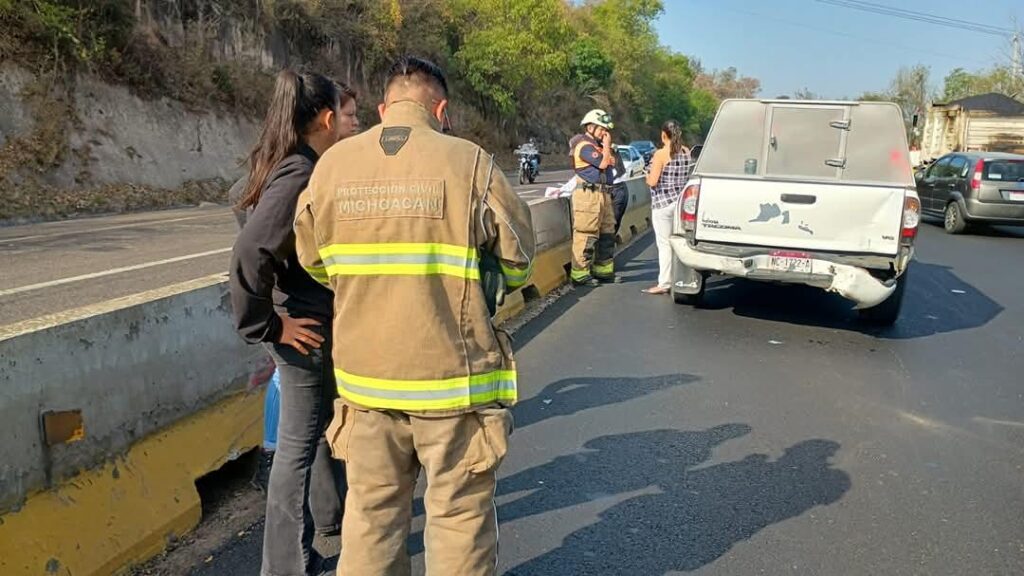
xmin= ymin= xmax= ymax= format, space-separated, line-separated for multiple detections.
xmin=0 ymin=170 xmax=573 ymax=326
xmin=184 ymin=220 xmax=1023 ymax=575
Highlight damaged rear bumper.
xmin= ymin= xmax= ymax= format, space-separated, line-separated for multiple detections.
xmin=669 ymin=237 xmax=902 ymax=308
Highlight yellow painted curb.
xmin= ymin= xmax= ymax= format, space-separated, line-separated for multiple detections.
xmin=530 ymin=242 xmax=574 ymax=295
xmin=492 ymin=241 xmax=572 ymax=324
xmin=0 ymin=390 xmax=263 ymax=576
xmin=493 ymin=290 xmax=526 ymax=325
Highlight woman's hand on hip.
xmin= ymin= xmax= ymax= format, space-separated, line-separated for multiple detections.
xmin=278 ymin=314 xmax=324 ymax=355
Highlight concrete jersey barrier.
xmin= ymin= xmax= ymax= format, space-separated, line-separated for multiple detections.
xmin=0 ymin=275 xmax=263 ymax=513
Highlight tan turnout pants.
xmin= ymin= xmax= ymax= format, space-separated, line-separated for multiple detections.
xmin=327 ymin=402 xmax=513 ymax=576
xmin=571 ymin=186 xmax=617 ymax=282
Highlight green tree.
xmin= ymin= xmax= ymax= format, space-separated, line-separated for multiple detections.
xmin=449 ymin=0 xmax=573 ymax=115
xmin=941 ymin=65 xmax=1024 ymax=101
xmin=568 ymin=36 xmax=614 ymax=96
xmin=689 ymin=88 xmax=718 ymax=137
xmin=0 ymin=0 xmax=133 ymax=68
xmin=395 ymin=0 xmax=453 ymax=66
xmin=941 ymin=67 xmax=975 ymax=101
xmin=645 ymin=49 xmax=696 ymax=126
xmin=580 ymin=0 xmax=664 ymax=107
xmin=856 ymin=91 xmax=891 ymax=102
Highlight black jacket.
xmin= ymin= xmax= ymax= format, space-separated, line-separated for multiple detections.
xmin=227 ymin=176 xmax=249 ymax=229
xmin=229 ymin=145 xmax=333 ymax=344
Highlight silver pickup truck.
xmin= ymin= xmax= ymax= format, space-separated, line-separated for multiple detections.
xmin=670 ymin=99 xmax=921 ymax=325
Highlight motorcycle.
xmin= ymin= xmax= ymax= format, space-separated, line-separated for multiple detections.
xmin=517 ymin=150 xmax=540 ymax=185
xmin=515 ymin=142 xmax=541 ymax=184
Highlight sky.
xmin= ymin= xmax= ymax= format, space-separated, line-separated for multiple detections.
xmin=654 ymin=0 xmax=1023 ymax=99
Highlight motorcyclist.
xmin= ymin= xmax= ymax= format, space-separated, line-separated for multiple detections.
xmin=516 ymin=138 xmax=541 ymax=182
xmin=527 ymin=138 xmax=541 ymax=167
xmin=519 ymin=139 xmax=540 ymax=168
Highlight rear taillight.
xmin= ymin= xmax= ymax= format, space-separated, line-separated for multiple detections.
xmin=970 ymin=158 xmax=985 ymax=190
xmin=680 ymin=181 xmax=700 ymax=229
xmin=902 ymin=194 xmax=921 ymax=241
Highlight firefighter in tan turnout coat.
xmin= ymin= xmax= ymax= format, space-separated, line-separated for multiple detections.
xmin=294 ymin=56 xmax=535 ymax=576
xmin=570 ymin=109 xmax=619 ymax=286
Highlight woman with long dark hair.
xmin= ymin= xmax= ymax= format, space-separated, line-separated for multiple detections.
xmin=230 ymin=68 xmax=359 ymax=576
xmin=642 ymin=120 xmax=691 ymax=295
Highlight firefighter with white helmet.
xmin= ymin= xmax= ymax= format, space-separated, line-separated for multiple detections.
xmin=569 ymin=109 xmax=618 ymax=286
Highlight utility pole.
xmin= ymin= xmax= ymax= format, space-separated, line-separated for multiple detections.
xmin=1013 ymin=31 xmax=1023 ymax=78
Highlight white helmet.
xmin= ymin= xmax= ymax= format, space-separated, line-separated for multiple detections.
xmin=580 ymin=109 xmax=614 ymax=130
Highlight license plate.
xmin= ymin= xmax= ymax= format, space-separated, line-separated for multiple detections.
xmin=1008 ymin=191 xmax=1024 ymax=202
xmin=769 ymin=251 xmax=812 ymax=274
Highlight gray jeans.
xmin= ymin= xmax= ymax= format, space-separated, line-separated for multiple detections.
xmin=262 ymin=332 xmax=346 ymax=576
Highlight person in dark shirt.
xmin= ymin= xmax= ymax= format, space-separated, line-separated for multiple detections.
xmin=226 ymin=82 xmax=359 ymax=555
xmin=610 ymin=147 xmax=629 ymax=234
xmin=229 ymin=68 xmax=359 ymax=576
xmin=227 ymin=176 xmax=250 ymax=229
xmin=568 ymin=133 xmax=627 ymax=233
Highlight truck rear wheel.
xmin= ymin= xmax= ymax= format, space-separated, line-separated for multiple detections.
xmin=858 ymin=270 xmax=908 ymax=326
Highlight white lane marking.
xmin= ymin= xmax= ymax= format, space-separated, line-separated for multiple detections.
xmin=0 ymin=210 xmax=231 ymax=244
xmin=0 ymin=247 xmax=232 ymax=297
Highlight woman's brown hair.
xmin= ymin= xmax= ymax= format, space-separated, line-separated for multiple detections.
xmin=237 ymin=69 xmax=344 ymax=210
xmin=661 ymin=119 xmax=685 ymax=157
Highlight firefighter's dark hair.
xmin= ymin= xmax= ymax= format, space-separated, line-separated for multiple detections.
xmin=384 ymin=56 xmax=448 ymax=99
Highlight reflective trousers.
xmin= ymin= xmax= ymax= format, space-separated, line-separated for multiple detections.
xmin=570 ymin=186 xmax=616 ymax=282
xmin=329 ymin=403 xmax=513 ymax=576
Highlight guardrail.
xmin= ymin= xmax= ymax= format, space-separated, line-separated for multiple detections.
xmin=0 ymin=177 xmax=652 ymax=576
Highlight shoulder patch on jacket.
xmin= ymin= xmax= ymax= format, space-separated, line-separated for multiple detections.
xmin=380 ymin=127 xmax=412 ymax=156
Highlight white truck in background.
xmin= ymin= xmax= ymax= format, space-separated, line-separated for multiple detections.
xmin=670 ymin=99 xmax=920 ymax=326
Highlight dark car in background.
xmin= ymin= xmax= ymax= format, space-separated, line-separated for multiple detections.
xmin=915 ymin=151 xmax=1024 ymax=234
xmin=629 ymin=140 xmax=656 ymax=164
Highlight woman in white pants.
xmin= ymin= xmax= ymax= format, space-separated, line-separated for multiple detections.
xmin=642 ymin=120 xmax=690 ymax=295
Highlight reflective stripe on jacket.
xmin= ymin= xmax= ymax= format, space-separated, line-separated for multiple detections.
xmin=294 ymin=101 xmax=535 ymax=412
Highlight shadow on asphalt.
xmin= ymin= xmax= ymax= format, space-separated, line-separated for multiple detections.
xmin=616 ymin=256 xmax=656 ymax=273
xmin=513 ymin=373 xmax=699 ymax=429
xmin=408 ymin=373 xmax=700 ymax=553
xmin=617 ymin=251 xmax=659 ymax=286
xmin=696 ymin=260 xmax=1002 ymax=340
xmin=921 ymin=218 xmax=1024 ymax=239
xmin=502 ymin=430 xmax=850 ymax=575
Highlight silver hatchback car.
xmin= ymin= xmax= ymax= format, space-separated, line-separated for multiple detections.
xmin=915 ymin=151 xmax=1024 ymax=234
